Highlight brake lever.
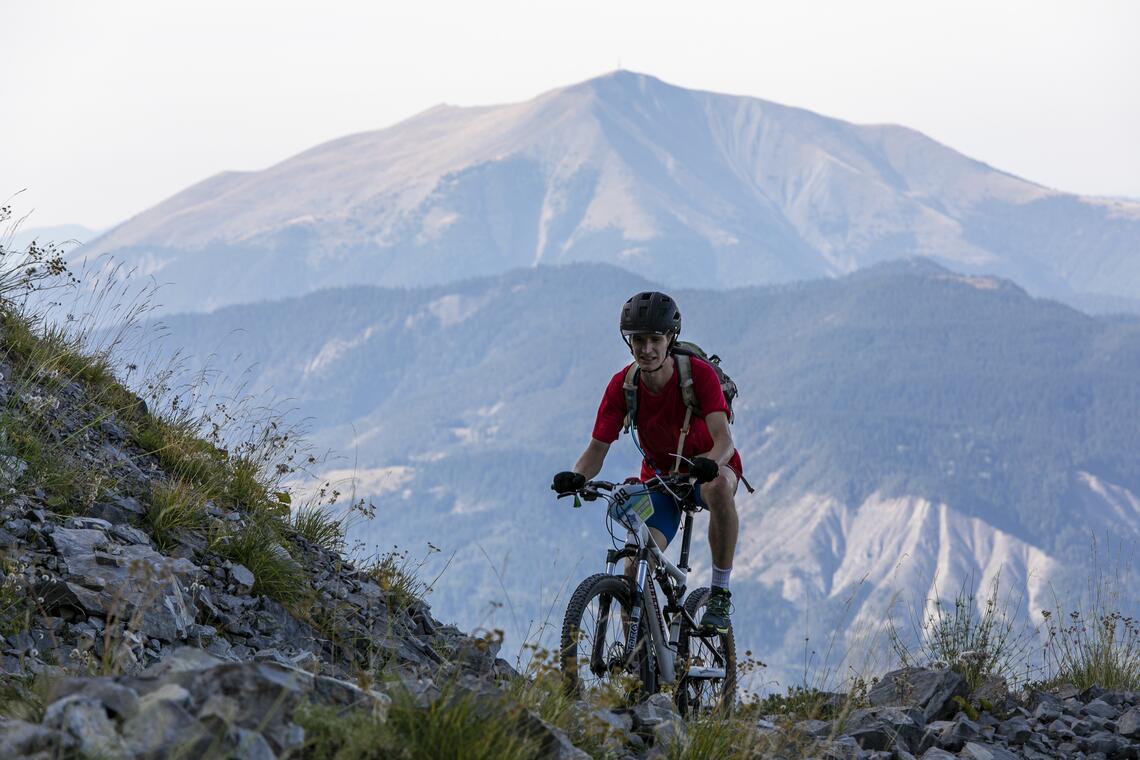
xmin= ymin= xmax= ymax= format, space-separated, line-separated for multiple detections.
xmin=556 ymin=491 xmax=585 ymax=508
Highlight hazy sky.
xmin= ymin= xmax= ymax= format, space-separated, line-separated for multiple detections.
xmin=4 ymin=0 xmax=1138 ymax=230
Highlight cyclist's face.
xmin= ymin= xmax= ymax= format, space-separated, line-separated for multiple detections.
xmin=629 ymin=333 xmax=670 ymax=367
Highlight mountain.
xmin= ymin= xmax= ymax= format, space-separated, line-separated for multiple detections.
xmin=7 ymin=222 xmax=100 ymax=253
xmin=76 ymin=71 xmax=1140 ymax=314
xmin=129 ymin=261 xmax=1140 ymax=685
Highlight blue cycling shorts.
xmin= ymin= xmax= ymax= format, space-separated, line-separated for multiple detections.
xmin=644 ymin=483 xmax=703 ymax=546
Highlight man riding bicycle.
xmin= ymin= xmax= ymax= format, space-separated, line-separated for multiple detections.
xmin=552 ymin=291 xmax=743 ymax=635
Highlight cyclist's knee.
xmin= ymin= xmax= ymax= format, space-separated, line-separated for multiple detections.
xmin=702 ymin=473 xmax=737 ymax=508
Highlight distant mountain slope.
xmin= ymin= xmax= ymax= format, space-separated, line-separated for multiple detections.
xmin=8 ymin=223 xmax=99 ymax=252
xmin=78 ymin=71 xmax=1140 ymax=313
xmin=137 ymin=262 xmax=1140 ymax=682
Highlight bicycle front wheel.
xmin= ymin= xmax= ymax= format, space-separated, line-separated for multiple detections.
xmin=560 ymin=572 xmax=656 ymax=700
xmin=675 ymin=586 xmax=737 ymax=716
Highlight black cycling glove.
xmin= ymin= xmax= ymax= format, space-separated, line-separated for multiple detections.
xmin=689 ymin=457 xmax=720 ymax=484
xmin=552 ymin=471 xmax=586 ymax=494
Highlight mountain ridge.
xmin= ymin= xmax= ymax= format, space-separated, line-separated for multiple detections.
xmin=74 ymin=71 xmax=1140 ymax=314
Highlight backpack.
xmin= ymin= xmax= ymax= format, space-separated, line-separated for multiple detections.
xmin=621 ymin=341 xmax=750 ymax=491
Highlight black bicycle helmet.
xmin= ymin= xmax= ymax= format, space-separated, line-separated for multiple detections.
xmin=619 ymin=291 xmax=682 ymax=338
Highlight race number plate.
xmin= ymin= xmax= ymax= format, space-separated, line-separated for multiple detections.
xmin=607 ymin=485 xmax=654 ymax=529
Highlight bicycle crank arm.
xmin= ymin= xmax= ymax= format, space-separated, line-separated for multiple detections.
xmin=683 ymin=666 xmax=726 ymax=679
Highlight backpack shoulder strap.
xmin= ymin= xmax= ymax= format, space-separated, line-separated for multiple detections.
xmin=671 ymin=354 xmax=697 ymax=474
xmin=674 ymin=353 xmax=700 ymax=415
xmin=621 ymin=363 xmax=640 ymax=433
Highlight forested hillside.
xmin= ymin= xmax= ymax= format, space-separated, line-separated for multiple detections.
xmin=129 ymin=261 xmax=1140 ymax=678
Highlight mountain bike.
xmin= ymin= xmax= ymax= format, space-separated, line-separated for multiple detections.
xmin=557 ymin=474 xmax=736 ymax=716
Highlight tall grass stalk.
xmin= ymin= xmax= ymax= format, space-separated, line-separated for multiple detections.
xmin=888 ymin=571 xmax=1033 ymax=690
xmin=1041 ymin=540 xmax=1140 ymax=690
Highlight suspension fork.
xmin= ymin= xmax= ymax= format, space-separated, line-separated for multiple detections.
xmin=624 ymin=546 xmax=651 ymax=662
xmin=592 ymin=545 xmax=634 ymax=675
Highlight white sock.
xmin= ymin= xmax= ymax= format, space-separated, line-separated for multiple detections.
xmin=711 ymin=565 xmax=731 ymax=591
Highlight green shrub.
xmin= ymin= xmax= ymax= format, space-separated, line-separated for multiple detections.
xmin=133 ymin=418 xmax=230 ymax=497
xmin=889 ymin=573 xmax=1031 ymax=690
xmin=226 ymin=455 xmax=273 ymax=513
xmin=0 ymin=673 xmax=50 ymax=723
xmin=295 ymin=702 xmax=392 ymax=759
xmin=296 ymin=684 xmax=543 ymax=760
xmin=664 ymin=716 xmax=758 ymax=760
xmin=748 ymin=685 xmax=837 ymax=720
xmin=364 ymin=549 xmax=431 ymax=614
xmin=386 ymin=684 xmax=541 ymax=760
xmin=146 ymin=480 xmax=206 ymax=551
xmin=0 ymin=408 xmax=98 ymax=515
xmin=0 ymin=558 xmax=33 ymax=638
xmin=210 ymin=518 xmax=306 ymax=603
xmin=291 ymin=504 xmax=345 ymax=552
xmin=1041 ymin=546 xmax=1140 ymax=690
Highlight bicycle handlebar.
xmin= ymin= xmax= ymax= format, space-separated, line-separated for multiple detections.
xmin=556 ymin=473 xmax=696 ymax=503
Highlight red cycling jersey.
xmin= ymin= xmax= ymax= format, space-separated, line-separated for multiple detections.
xmin=592 ymin=356 xmax=744 ymax=482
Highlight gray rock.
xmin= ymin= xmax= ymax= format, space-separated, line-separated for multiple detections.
xmin=1054 ymin=683 xmax=1081 ymax=700
xmin=1117 ymin=706 xmax=1140 ymax=738
xmin=918 ymin=750 xmax=957 ymax=760
xmin=290 ymin=649 xmax=320 ymax=673
xmin=514 ymin=708 xmax=592 ymax=759
xmin=43 ymin=694 xmax=127 ymax=757
xmin=0 ymin=719 xmax=64 ymax=756
xmin=34 ymin=578 xmax=101 ymax=616
xmin=230 ymin=563 xmax=255 ymax=593
xmin=796 ymin=718 xmax=833 ymax=738
xmin=590 ymin=708 xmax=634 ymax=734
xmin=48 ymin=527 xmax=108 ymax=560
xmin=223 ymin=726 xmax=277 ymax=760
xmin=63 ymin=516 xmax=113 ymax=531
xmin=867 ymin=668 xmax=968 ymax=722
xmin=1032 ymin=699 xmax=1062 ymax=722
xmin=843 ymin=706 xmax=924 ymax=753
xmin=141 ymin=646 xmax=226 ymax=676
xmin=632 ymin=692 xmax=686 ymax=746
xmin=1083 ymin=730 xmax=1121 ymax=755
xmin=110 ymin=524 xmax=152 ymax=545
xmin=181 ymin=661 xmax=310 ymax=752
xmin=817 ymin=735 xmax=860 ymax=759
xmin=185 ymin=623 xmax=217 ymax=646
xmin=0 ymin=455 xmax=28 ymax=485
xmin=1100 ymin=690 xmax=1130 ymax=707
xmin=959 ymin=742 xmax=1019 ymax=760
xmin=46 ymin=677 xmax=140 ymax=719
xmin=137 ymin=683 xmax=193 ymax=712
xmin=938 ymin=715 xmax=981 ymax=751
xmin=89 ymin=497 xmax=145 ymax=525
xmin=122 ymin=699 xmax=212 ymax=760
xmin=893 ymin=744 xmax=918 ymax=760
xmin=997 ymin=715 xmax=1032 ymax=744
xmin=135 ymin=578 xmax=195 ymax=642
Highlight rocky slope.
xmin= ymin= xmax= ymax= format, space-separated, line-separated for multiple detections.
xmin=75 ymin=71 xmax=1140 ymax=314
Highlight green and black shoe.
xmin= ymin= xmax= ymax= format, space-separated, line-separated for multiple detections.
xmin=699 ymin=587 xmax=732 ymax=634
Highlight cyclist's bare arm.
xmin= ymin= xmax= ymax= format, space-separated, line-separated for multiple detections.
xmin=572 ymin=437 xmax=611 ymax=480
xmin=699 ymin=411 xmax=735 ymax=466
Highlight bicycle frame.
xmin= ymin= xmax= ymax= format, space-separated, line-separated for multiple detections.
xmin=601 ymin=509 xmax=725 ymax=685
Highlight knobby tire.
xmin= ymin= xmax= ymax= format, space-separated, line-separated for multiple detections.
xmin=560 ymin=572 xmax=657 ymax=701
xmin=675 ymin=586 xmax=737 ymax=716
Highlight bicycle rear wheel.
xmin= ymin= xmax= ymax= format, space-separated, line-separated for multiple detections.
xmin=560 ymin=572 xmax=656 ymax=700
xmin=675 ymin=586 xmax=736 ymax=716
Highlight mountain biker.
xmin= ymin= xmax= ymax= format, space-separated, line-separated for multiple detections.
xmin=552 ymin=291 xmax=743 ymax=634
